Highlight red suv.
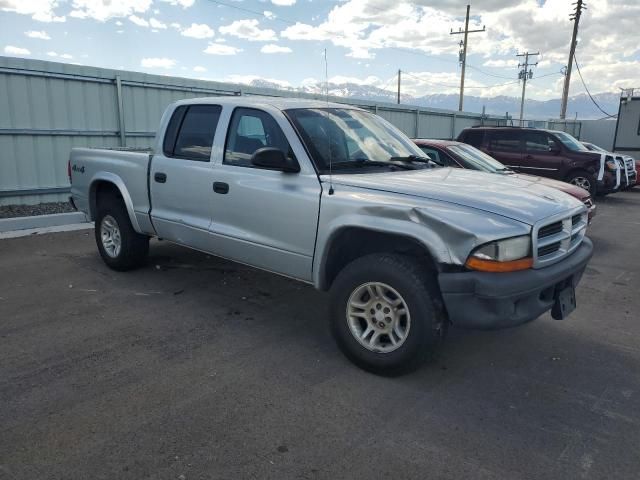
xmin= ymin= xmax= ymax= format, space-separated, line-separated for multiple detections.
xmin=457 ymin=127 xmax=618 ymax=196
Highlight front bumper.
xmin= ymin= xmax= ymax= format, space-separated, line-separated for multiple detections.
xmin=597 ymin=171 xmax=620 ymax=194
xmin=438 ymin=237 xmax=593 ymax=329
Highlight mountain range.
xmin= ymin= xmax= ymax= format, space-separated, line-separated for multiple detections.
xmin=247 ymin=79 xmax=619 ymax=120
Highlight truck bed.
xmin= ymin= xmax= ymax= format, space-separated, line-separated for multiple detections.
xmin=69 ymin=147 xmax=153 ymax=234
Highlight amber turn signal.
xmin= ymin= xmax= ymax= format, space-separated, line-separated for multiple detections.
xmin=465 ymin=256 xmax=533 ymax=272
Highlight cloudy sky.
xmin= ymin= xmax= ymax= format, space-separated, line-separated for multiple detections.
xmin=1 ymin=0 xmax=638 ymax=100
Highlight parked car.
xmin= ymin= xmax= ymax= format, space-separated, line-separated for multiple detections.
xmin=457 ymin=126 xmax=619 ymax=196
xmin=69 ymin=97 xmax=593 ymax=375
xmin=413 ymin=139 xmax=596 ymax=222
xmin=581 ymin=141 xmax=637 ymax=189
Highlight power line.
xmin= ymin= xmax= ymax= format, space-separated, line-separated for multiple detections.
xmin=573 ymin=54 xmax=616 ymax=118
xmin=401 ymin=70 xmax=518 ymax=89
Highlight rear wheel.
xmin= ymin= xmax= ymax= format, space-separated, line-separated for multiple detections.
xmin=95 ymin=195 xmax=149 ymax=271
xmin=329 ymin=254 xmax=446 ymax=376
xmin=566 ymin=170 xmax=596 ymax=196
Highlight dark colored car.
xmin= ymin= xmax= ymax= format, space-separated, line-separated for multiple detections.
xmin=457 ymin=127 xmax=618 ymax=196
xmin=413 ymin=139 xmax=596 ymax=222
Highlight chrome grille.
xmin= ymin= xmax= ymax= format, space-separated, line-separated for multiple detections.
xmin=532 ymin=206 xmax=588 ymax=268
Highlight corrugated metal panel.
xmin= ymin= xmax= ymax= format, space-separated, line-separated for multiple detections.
xmin=0 ymin=55 xmax=514 ymax=206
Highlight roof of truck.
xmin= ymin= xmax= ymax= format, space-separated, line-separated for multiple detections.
xmin=174 ymin=96 xmax=363 ymax=111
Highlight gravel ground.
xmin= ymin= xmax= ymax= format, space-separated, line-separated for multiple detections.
xmin=0 ymin=202 xmax=75 ymax=219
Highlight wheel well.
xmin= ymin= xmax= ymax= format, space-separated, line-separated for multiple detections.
xmin=320 ymin=227 xmax=439 ymax=291
xmin=565 ymin=168 xmax=593 ymax=181
xmin=89 ymin=181 xmax=123 ymax=220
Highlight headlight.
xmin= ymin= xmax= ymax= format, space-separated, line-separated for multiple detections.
xmin=465 ymin=235 xmax=533 ymax=272
xmin=605 ymin=158 xmax=617 ymax=171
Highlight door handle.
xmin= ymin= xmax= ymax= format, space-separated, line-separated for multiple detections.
xmin=213 ymin=182 xmax=229 ymax=194
xmin=525 ymin=154 xmax=533 ymax=159
xmin=154 ymin=172 xmax=167 ymax=183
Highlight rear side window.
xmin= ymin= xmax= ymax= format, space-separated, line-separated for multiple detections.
xmin=163 ymin=104 xmax=222 ymax=161
xmin=462 ymin=130 xmax=484 ymax=147
xmin=418 ymin=146 xmax=444 ymax=165
xmin=487 ymin=131 xmax=521 ymax=152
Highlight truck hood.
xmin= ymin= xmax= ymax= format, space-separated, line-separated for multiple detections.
xmin=323 ymin=168 xmax=583 ymax=226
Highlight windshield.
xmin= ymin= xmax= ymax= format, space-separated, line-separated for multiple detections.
xmin=554 ymin=131 xmax=590 ymax=152
xmin=582 ymin=142 xmax=607 ymax=153
xmin=447 ymin=144 xmax=508 ymax=173
xmin=285 ymin=108 xmax=430 ymax=172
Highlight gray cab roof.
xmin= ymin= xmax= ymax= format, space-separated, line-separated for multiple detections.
xmin=173 ymin=95 xmax=363 ymax=111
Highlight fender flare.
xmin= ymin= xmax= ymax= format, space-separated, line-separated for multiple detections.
xmin=89 ymin=172 xmax=142 ymax=232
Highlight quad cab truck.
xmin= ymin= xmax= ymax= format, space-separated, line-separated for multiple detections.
xmin=70 ymin=97 xmax=593 ymax=375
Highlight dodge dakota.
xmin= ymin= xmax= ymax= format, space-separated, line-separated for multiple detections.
xmin=70 ymin=97 xmax=593 ymax=375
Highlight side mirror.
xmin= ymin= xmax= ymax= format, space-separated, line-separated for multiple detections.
xmin=548 ymin=144 xmax=560 ymax=154
xmin=251 ymin=147 xmax=300 ymax=173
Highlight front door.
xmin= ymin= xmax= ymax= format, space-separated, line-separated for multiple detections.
xmin=150 ymin=104 xmax=221 ymax=245
xmin=207 ymin=107 xmax=321 ymax=282
xmin=520 ymin=130 xmax=562 ymax=180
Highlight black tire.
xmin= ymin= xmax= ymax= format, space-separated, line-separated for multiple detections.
xmin=95 ymin=194 xmax=149 ymax=271
xmin=566 ymin=169 xmax=597 ymax=196
xmin=329 ymin=253 xmax=446 ymax=376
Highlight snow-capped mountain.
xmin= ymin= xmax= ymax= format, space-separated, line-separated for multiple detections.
xmin=241 ymin=78 xmax=619 ymax=120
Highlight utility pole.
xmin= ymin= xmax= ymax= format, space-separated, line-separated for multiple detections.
xmin=560 ymin=0 xmax=586 ymax=119
xmin=517 ymin=51 xmax=539 ymax=125
xmin=450 ymin=5 xmax=485 ymax=112
xmin=397 ymin=69 xmax=401 ymax=104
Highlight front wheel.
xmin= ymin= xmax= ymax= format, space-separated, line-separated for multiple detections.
xmin=329 ymin=254 xmax=446 ymax=376
xmin=566 ymin=170 xmax=596 ymax=196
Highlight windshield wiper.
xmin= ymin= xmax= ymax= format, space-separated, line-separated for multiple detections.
xmin=331 ymin=159 xmax=415 ymax=170
xmin=388 ymin=155 xmax=435 ymax=166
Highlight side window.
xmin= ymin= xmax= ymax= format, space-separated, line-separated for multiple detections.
xmin=463 ymin=130 xmax=484 ymax=147
xmin=525 ymin=131 xmax=554 ymax=152
xmin=224 ymin=108 xmax=293 ymax=168
xmin=418 ymin=146 xmax=443 ymax=165
xmin=163 ymin=104 xmax=221 ymax=161
xmin=488 ymin=131 xmax=521 ymax=152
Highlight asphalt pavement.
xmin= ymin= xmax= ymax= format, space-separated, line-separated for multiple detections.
xmin=1 ymin=190 xmax=639 ymax=480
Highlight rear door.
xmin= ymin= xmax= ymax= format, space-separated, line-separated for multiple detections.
xmin=150 ymin=104 xmax=221 ymax=244
xmin=485 ymin=130 xmax=523 ymax=171
xmin=207 ymin=107 xmax=321 ymax=282
xmin=521 ymin=130 xmax=563 ymax=180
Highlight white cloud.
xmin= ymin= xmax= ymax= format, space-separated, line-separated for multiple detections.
xmin=128 ymin=15 xmax=149 ymax=27
xmin=3 ymin=45 xmax=31 ymax=56
xmin=264 ymin=10 xmax=275 ymax=19
xmin=47 ymin=51 xmax=74 ymax=59
xmin=161 ymin=0 xmax=194 ymax=7
xmin=261 ymin=44 xmax=292 ymax=54
xmin=181 ymin=23 xmax=215 ymax=39
xmin=141 ymin=57 xmax=176 ymax=68
xmin=25 ymin=30 xmax=51 ymax=40
xmin=193 ymin=65 xmax=207 ymax=72
xmin=204 ymin=43 xmax=242 ymax=55
xmin=115 ymin=20 xmax=123 ymax=26
xmin=271 ymin=0 xmax=296 ymax=5
xmin=219 ymin=19 xmax=276 ymax=42
xmin=483 ymin=59 xmax=519 ymax=68
xmin=149 ymin=17 xmax=167 ymax=29
xmin=1 ymin=0 xmax=65 ymax=22
xmin=68 ymin=0 xmax=152 ymax=22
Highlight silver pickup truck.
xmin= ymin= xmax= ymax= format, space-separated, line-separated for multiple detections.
xmin=70 ymin=97 xmax=593 ymax=375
